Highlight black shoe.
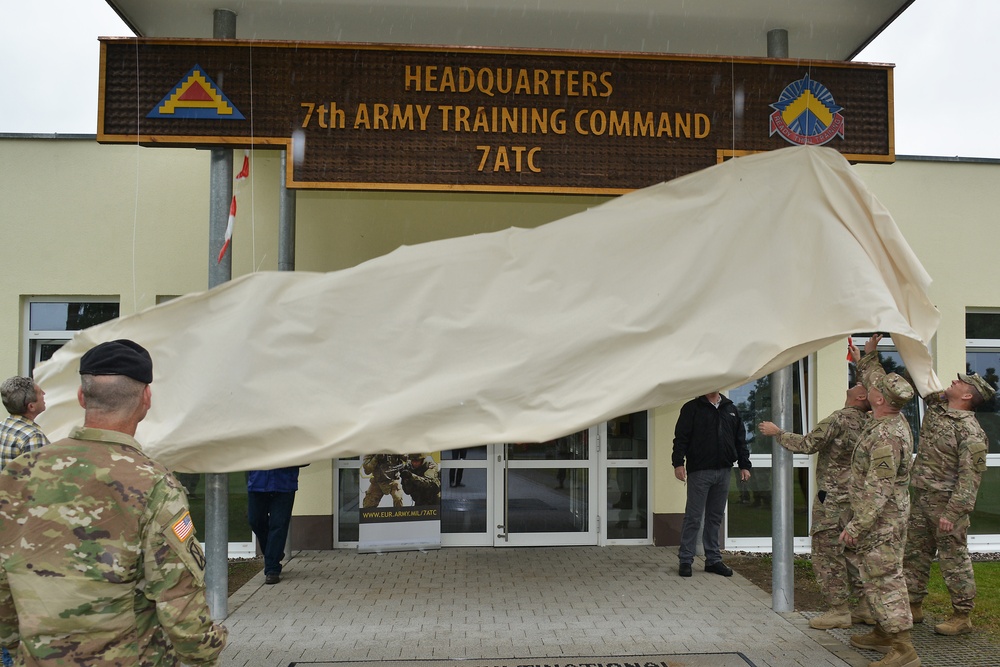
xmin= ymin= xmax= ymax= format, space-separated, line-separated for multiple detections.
xmin=265 ymin=573 xmax=280 ymax=585
xmin=705 ymin=561 xmax=733 ymax=577
xmin=678 ymin=563 xmax=692 ymax=577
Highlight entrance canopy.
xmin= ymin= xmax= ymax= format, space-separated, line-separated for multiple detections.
xmin=35 ymin=146 xmax=941 ymax=472
xmin=106 ymin=0 xmax=911 ymax=60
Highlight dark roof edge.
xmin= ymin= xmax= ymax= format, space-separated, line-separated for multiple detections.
xmin=848 ymin=0 xmax=917 ymax=61
xmin=105 ymin=1 xmax=142 ymax=38
xmin=0 ymin=133 xmax=96 ymax=140
xmin=895 ymin=154 xmax=1000 ymax=165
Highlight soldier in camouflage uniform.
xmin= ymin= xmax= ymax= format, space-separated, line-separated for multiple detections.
xmin=905 ymin=370 xmax=994 ymax=636
xmin=361 ymin=454 xmax=407 ymax=508
xmin=759 ymin=377 xmax=872 ymax=630
xmin=841 ymin=335 xmax=919 ymax=667
xmin=400 ymin=453 xmax=441 ymax=506
xmin=0 ymin=339 xmax=227 ymax=666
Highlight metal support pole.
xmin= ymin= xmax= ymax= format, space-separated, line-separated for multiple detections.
xmin=766 ymin=27 xmax=794 ymax=614
xmin=278 ymin=151 xmax=296 ymax=272
xmin=279 ymin=149 xmax=296 ymax=561
xmin=770 ymin=367 xmax=794 ymax=612
xmin=205 ymin=7 xmax=237 ymax=623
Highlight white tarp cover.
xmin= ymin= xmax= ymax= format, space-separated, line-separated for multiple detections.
xmin=35 ymin=146 xmax=942 ymax=473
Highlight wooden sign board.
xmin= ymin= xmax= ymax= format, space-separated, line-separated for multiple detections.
xmin=99 ymin=39 xmax=893 ymax=194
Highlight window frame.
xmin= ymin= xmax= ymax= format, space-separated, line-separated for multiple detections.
xmin=21 ymin=296 xmax=121 ymax=376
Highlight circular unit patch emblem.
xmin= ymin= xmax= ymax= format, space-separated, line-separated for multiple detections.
xmin=769 ymin=73 xmax=845 ymax=146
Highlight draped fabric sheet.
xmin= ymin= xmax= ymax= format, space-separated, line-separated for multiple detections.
xmin=34 ymin=146 xmax=941 ymax=473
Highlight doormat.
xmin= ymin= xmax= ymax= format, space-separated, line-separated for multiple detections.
xmin=291 ymin=654 xmax=757 ymax=667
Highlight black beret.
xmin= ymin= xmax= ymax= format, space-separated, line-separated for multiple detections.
xmin=79 ymin=339 xmax=153 ymax=384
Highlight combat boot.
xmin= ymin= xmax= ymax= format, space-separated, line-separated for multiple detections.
xmin=810 ymin=603 xmax=852 ymax=629
xmin=868 ymin=630 xmax=920 ymax=667
xmin=934 ymin=611 xmax=973 ymax=636
xmin=852 ymin=598 xmax=877 ymax=625
xmin=850 ymin=623 xmax=893 ymax=654
xmin=909 ymin=600 xmax=923 ymax=623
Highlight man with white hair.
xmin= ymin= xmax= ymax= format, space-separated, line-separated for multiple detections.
xmin=0 ymin=376 xmax=49 ymax=470
xmin=0 ymin=376 xmax=49 ymax=667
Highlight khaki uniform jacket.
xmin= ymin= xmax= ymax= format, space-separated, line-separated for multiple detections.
xmin=846 ymin=353 xmax=914 ymax=545
xmin=0 ymin=427 xmax=227 ymax=666
xmin=777 ymin=406 xmax=869 ymax=506
xmin=912 ymin=392 xmax=989 ymax=522
xmin=845 ymin=413 xmax=913 ymax=545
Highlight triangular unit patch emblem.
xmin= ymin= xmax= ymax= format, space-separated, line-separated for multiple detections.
xmin=147 ymin=64 xmax=245 ymax=120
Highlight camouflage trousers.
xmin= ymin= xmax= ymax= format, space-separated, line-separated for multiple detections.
xmin=846 ymin=529 xmax=912 ymax=634
xmin=362 ymin=479 xmax=404 ymax=508
xmin=904 ymin=489 xmax=976 ymax=612
xmin=811 ymin=499 xmax=862 ymax=607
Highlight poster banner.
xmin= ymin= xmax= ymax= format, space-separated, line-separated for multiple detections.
xmin=359 ymin=452 xmax=442 ymax=552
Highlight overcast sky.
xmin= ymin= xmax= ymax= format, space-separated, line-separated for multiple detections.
xmin=1 ymin=0 xmax=997 ymax=159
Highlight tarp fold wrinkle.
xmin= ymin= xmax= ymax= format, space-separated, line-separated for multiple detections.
xmin=35 ymin=146 xmax=941 ymax=472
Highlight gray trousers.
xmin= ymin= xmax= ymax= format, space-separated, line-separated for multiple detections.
xmin=678 ymin=467 xmax=731 ymax=566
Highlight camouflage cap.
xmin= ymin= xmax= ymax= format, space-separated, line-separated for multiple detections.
xmin=878 ymin=372 xmax=914 ymax=409
xmin=958 ymin=372 xmax=996 ymax=402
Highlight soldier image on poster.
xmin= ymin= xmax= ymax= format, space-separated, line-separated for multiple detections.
xmin=361 ymin=454 xmax=407 ymax=508
xmin=400 ymin=452 xmax=441 ymax=507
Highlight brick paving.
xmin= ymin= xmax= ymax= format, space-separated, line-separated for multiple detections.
xmin=219 ymin=547 xmax=988 ymax=667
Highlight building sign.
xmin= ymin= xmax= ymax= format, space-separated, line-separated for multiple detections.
xmin=99 ymin=39 xmax=893 ymax=194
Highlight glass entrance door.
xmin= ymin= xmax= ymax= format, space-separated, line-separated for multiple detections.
xmin=493 ymin=428 xmax=598 ymax=546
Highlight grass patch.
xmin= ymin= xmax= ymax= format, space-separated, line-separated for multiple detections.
xmin=921 ymin=562 xmax=1000 ymax=641
xmin=227 ymin=557 xmax=264 ymax=596
xmin=727 ymin=555 xmax=826 ymax=612
xmin=730 ymin=554 xmax=1000 ymax=644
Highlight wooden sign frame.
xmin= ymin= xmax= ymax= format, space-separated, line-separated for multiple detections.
xmin=99 ymin=39 xmax=893 ymax=194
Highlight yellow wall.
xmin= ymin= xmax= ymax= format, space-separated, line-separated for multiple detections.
xmin=294 ymin=189 xmax=606 ymax=272
xmin=4 ymin=138 xmax=1000 ymax=524
xmin=0 ymin=138 xmax=205 ymax=353
xmin=0 ymin=139 xmax=283 ymax=373
xmin=855 ymin=159 xmax=1000 ymax=376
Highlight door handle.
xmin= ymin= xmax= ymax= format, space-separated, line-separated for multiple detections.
xmin=499 ymin=444 xmax=509 ymax=541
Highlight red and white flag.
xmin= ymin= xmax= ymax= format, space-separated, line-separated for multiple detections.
xmin=217 ymin=151 xmax=250 ymax=263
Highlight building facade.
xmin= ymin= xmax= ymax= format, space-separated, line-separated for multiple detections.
xmin=2 ymin=136 xmax=998 ymax=555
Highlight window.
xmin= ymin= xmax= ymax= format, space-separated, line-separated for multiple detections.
xmin=23 ymin=299 xmax=120 ymax=376
xmin=725 ymin=360 xmax=811 ymax=550
xmin=849 ymin=335 xmax=923 ymax=449
xmin=966 ymin=313 xmax=1000 ymax=454
xmin=965 ymin=312 xmax=1000 ymax=546
xmin=605 ymin=411 xmax=650 ymax=542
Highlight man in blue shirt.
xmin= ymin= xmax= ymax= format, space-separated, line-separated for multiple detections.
xmin=247 ymin=467 xmax=303 ymax=585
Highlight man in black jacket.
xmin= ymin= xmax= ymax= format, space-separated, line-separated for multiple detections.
xmin=672 ymin=391 xmax=752 ymax=577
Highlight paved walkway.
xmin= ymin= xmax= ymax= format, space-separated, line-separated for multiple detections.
xmin=219 ymin=547 xmax=996 ymax=667
xmin=220 ymin=547 xmax=874 ymax=667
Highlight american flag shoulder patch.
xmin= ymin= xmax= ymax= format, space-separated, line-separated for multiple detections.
xmin=172 ymin=511 xmax=194 ymax=542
